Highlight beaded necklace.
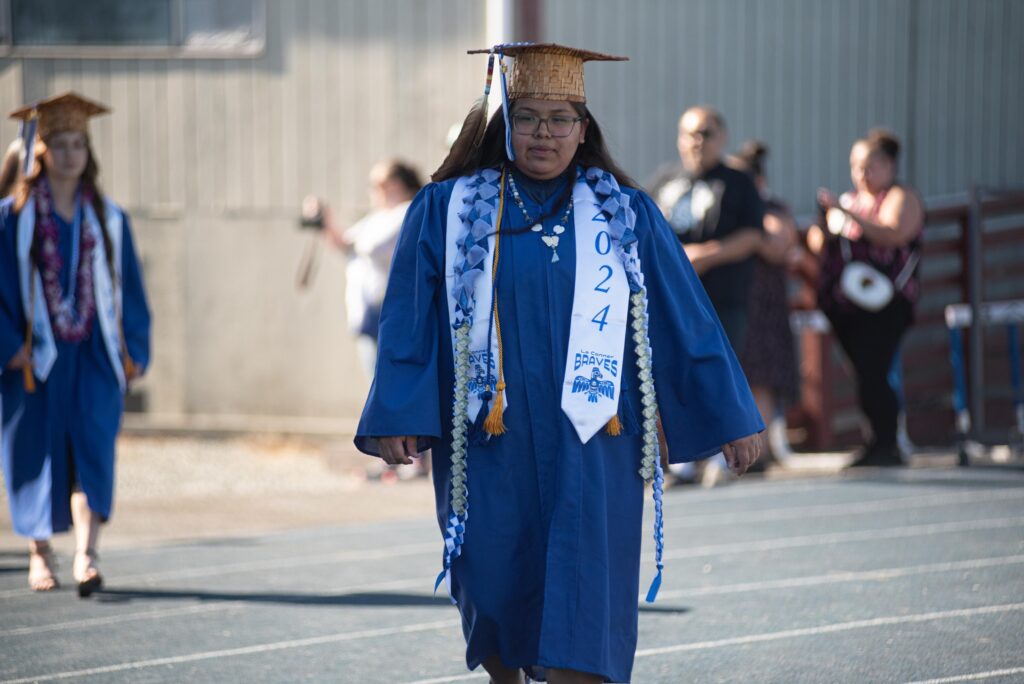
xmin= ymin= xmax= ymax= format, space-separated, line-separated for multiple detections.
xmin=507 ymin=172 xmax=573 ymax=263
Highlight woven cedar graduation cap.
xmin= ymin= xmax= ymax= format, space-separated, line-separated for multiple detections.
xmin=465 ymin=42 xmax=628 ymax=160
xmin=9 ymin=92 xmax=109 ymax=173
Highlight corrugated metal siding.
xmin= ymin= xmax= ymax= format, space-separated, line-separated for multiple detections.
xmin=543 ymin=0 xmax=1022 ymax=214
xmin=0 ymin=0 xmax=487 ymax=419
xmin=912 ymin=0 xmax=1024 ymax=196
xmin=1 ymin=0 xmax=1018 ymax=422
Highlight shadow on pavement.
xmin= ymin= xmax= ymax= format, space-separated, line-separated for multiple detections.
xmin=638 ymin=604 xmax=690 ymax=615
xmin=94 ymin=588 xmax=453 ymax=607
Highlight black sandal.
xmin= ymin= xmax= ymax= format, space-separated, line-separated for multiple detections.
xmin=74 ymin=548 xmax=103 ymax=598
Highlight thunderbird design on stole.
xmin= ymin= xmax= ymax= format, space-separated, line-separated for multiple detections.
xmin=572 ymin=367 xmax=615 ymax=403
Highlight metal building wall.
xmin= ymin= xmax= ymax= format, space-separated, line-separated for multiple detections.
xmin=0 ymin=0 xmax=487 ymax=424
xmin=1 ymin=0 xmax=1019 ymax=426
xmin=543 ymin=0 xmax=1024 ymax=213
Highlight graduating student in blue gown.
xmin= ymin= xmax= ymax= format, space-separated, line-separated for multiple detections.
xmin=356 ymin=45 xmax=762 ymax=684
xmin=0 ymin=93 xmax=151 ymax=596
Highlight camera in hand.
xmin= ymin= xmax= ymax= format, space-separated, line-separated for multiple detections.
xmin=300 ymin=194 xmax=325 ymax=230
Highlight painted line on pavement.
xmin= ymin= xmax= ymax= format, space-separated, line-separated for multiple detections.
xmin=905 ymin=667 xmax=1024 ymax=683
xmin=654 ymin=554 xmax=1024 ymax=599
xmin=400 ymin=604 xmax=1024 ymax=684
xmin=633 ymin=602 xmax=1024 ymax=657
xmin=1 ymin=618 xmax=462 ymax=683
xmin=657 ymin=516 xmax=1024 ymax=561
xmin=0 ymin=576 xmax=429 ymax=634
xmin=0 ymin=603 xmax=240 ymax=637
xmin=665 ymin=487 xmax=1024 ymax=530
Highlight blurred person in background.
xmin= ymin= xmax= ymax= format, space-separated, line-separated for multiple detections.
xmin=651 ymin=106 xmax=765 ymax=486
xmin=0 ymin=93 xmax=151 ymax=595
xmin=308 ymin=159 xmax=423 ymax=380
xmin=808 ymin=129 xmax=923 ymax=468
xmin=306 ymin=160 xmax=426 ymax=482
xmin=355 ymin=43 xmax=763 ymax=684
xmin=729 ymin=140 xmax=802 ymax=468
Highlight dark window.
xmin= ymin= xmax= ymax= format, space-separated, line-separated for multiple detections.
xmin=1 ymin=0 xmax=264 ymax=56
xmin=13 ymin=0 xmax=171 ymax=46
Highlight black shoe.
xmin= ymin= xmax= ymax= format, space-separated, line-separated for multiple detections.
xmin=846 ymin=443 xmax=902 ymax=469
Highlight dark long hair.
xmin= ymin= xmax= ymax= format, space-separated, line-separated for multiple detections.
xmin=433 ymin=101 xmax=638 ymax=189
xmin=14 ymin=135 xmax=114 ymax=277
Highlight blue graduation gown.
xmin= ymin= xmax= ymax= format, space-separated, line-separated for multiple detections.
xmin=355 ymin=171 xmax=761 ymax=682
xmin=0 ymin=197 xmax=151 ymax=539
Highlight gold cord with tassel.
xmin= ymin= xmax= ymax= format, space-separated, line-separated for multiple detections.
xmin=483 ymin=169 xmax=508 ymax=436
xmin=604 ymin=414 xmax=623 ymax=436
xmin=22 ymin=266 xmax=36 ymax=393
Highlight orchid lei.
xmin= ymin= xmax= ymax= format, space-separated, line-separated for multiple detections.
xmin=34 ymin=178 xmax=97 ymax=342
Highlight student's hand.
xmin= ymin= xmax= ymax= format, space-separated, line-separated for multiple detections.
xmin=722 ymin=432 xmax=765 ymax=476
xmin=5 ymin=347 xmax=31 ymax=370
xmin=126 ymin=361 xmax=145 ymax=382
xmin=379 ymin=436 xmax=420 ymax=465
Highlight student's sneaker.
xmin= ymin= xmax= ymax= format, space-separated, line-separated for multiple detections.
xmin=701 ymin=454 xmax=738 ymax=488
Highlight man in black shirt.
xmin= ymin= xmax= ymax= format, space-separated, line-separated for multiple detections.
xmin=651 ymin=106 xmax=765 ymax=352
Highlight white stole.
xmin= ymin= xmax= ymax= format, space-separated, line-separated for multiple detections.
xmin=17 ymin=197 xmax=126 ymax=391
xmin=443 ymin=175 xmax=631 ymax=443
xmin=561 ymin=180 xmax=630 ymax=442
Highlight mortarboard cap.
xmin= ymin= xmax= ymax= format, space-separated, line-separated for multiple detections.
xmin=469 ymin=43 xmax=627 ymax=104
xmin=9 ymin=92 xmax=109 ymax=174
xmin=10 ymin=91 xmax=109 ymax=139
xmin=466 ymin=43 xmax=628 ymax=161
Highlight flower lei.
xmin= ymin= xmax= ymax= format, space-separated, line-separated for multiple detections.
xmin=437 ymin=166 xmax=666 ymax=603
xmin=34 ymin=178 xmax=97 ymax=342
xmin=586 ymin=167 xmax=665 ymax=602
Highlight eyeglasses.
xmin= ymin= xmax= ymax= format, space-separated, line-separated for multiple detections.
xmin=510 ymin=113 xmax=584 ymax=137
xmin=683 ymin=127 xmax=718 ymax=141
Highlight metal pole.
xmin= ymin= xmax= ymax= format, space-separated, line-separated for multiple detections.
xmin=967 ymin=185 xmax=985 ymax=441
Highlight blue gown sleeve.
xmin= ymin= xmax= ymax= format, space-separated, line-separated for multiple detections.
xmin=120 ymin=211 xmax=152 ymax=371
xmin=631 ymin=190 xmax=764 ymax=463
xmin=354 ymin=183 xmax=447 ymax=457
xmin=0 ymin=200 xmax=25 ymax=368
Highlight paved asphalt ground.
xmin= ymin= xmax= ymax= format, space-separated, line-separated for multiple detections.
xmin=1 ymin=452 xmax=1023 ymax=683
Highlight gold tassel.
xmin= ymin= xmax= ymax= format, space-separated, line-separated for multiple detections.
xmin=123 ymin=355 xmax=136 ymax=380
xmin=604 ymin=414 xmax=623 ymax=436
xmin=24 ymin=269 xmax=36 ymax=393
xmin=484 ymin=382 xmax=507 ymax=436
xmin=482 ymin=168 xmax=507 ymax=438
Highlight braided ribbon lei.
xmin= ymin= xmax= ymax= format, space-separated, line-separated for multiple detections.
xmin=584 ymin=167 xmax=666 ymax=603
xmin=437 ymin=166 xmax=666 ymax=604
xmin=435 ymin=168 xmax=504 ymax=602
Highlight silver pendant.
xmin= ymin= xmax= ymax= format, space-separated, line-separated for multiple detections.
xmin=541 ymin=235 xmax=559 ymax=249
xmin=531 ymin=223 xmax=543 ymax=232
xmin=553 ymin=225 xmax=565 ymax=235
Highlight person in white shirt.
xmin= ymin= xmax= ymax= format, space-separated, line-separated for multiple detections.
xmin=318 ymin=160 xmax=423 ymax=378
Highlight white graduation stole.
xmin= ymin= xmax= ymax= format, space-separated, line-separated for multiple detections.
xmin=445 ymin=176 xmax=507 ymax=422
xmin=17 ymin=197 xmax=126 ymax=391
xmin=444 ymin=175 xmax=630 ymax=442
xmin=561 ymin=179 xmax=630 ymax=443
